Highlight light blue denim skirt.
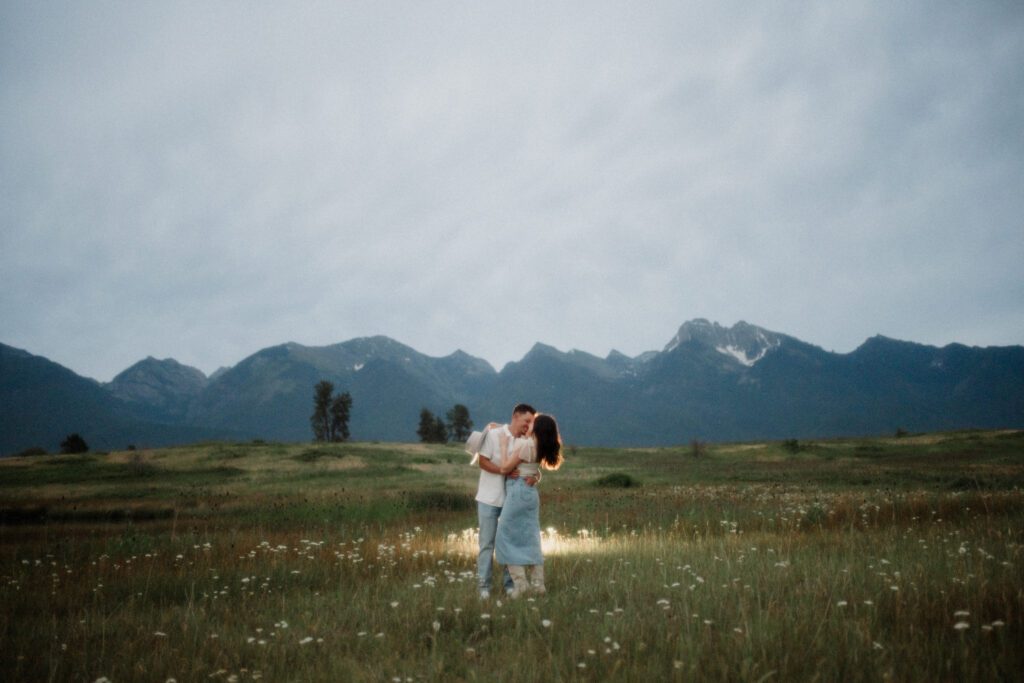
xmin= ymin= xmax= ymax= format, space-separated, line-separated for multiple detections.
xmin=495 ymin=478 xmax=543 ymax=565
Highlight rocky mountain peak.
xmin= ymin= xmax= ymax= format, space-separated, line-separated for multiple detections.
xmin=664 ymin=319 xmax=783 ymax=366
xmin=107 ymin=356 xmax=207 ymax=409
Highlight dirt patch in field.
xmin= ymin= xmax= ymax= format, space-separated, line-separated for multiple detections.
xmin=324 ymin=457 xmax=367 ymax=471
xmin=369 ymin=443 xmax=451 ymax=455
xmin=106 ymin=450 xmax=166 ymax=465
xmin=408 ymin=462 xmax=452 ymax=473
xmin=0 ymin=457 xmax=42 ymax=468
xmin=878 ymin=430 xmax=1022 ymax=447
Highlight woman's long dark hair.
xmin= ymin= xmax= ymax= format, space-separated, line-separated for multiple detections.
xmin=533 ymin=414 xmax=563 ymax=470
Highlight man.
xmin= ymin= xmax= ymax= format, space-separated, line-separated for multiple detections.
xmin=474 ymin=403 xmax=536 ymax=599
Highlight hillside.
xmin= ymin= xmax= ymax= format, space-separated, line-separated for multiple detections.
xmin=2 ymin=320 xmax=1022 ymax=454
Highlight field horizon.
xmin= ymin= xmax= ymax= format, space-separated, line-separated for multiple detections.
xmin=2 ymin=429 xmax=1022 ymax=681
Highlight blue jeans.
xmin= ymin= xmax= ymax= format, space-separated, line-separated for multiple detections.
xmin=477 ymin=502 xmax=513 ymax=592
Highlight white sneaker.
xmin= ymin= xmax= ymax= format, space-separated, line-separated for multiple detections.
xmin=479 ymin=589 xmax=490 ymax=600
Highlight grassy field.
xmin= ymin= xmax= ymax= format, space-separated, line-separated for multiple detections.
xmin=1 ymin=430 xmax=1022 ymax=681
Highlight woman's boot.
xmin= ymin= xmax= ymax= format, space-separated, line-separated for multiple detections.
xmin=529 ymin=564 xmax=546 ymax=595
xmin=508 ymin=566 xmax=529 ymax=599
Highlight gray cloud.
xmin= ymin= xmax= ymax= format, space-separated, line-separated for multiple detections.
xmin=2 ymin=1 xmax=1022 ymax=380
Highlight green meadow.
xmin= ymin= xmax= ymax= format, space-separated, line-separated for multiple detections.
xmin=1 ymin=430 xmax=1022 ymax=681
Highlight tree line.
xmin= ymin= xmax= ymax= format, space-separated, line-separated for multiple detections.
xmin=10 ymin=384 xmax=476 ymax=455
xmin=416 ymin=404 xmax=473 ymax=443
xmin=310 ymin=380 xmax=473 ymax=444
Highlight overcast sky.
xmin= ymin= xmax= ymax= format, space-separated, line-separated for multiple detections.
xmin=2 ymin=1 xmax=1022 ymax=382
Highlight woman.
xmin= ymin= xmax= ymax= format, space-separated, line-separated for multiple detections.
xmin=494 ymin=413 xmax=563 ymax=597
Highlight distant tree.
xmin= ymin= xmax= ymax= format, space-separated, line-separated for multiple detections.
xmin=60 ymin=433 xmax=89 ymax=454
xmin=433 ymin=416 xmax=448 ymax=443
xmin=311 ymin=380 xmax=334 ymax=442
xmin=417 ymin=408 xmax=448 ymax=443
xmin=417 ymin=408 xmax=436 ymax=442
xmin=329 ymin=391 xmax=353 ymax=442
xmin=446 ymin=404 xmax=473 ymax=442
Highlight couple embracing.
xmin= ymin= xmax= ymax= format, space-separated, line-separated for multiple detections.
xmin=473 ymin=403 xmax=563 ymax=600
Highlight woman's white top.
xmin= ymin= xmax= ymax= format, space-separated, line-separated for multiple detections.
xmin=512 ymin=437 xmax=540 ymax=477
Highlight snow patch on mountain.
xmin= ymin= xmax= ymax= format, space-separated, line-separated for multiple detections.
xmin=717 ymin=345 xmax=754 ymax=366
xmin=715 ymin=343 xmax=773 ymax=367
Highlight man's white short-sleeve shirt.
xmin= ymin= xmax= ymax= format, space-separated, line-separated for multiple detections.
xmin=475 ymin=425 xmax=512 ymax=507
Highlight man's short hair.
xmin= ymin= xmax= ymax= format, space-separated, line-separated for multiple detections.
xmin=512 ymin=403 xmax=536 ymax=416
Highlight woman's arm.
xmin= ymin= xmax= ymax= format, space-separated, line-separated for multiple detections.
xmin=502 ymin=441 xmax=525 ymax=470
xmin=500 ymin=453 xmax=522 ymax=475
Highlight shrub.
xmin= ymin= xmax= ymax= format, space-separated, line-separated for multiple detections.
xmin=129 ymin=452 xmax=158 ymax=477
xmin=14 ymin=446 xmax=47 ymax=457
xmin=59 ymin=433 xmax=89 ymax=454
xmin=596 ymin=472 xmax=638 ymax=488
xmin=294 ymin=448 xmax=344 ymax=463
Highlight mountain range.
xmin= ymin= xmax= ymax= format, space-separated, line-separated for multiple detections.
xmin=2 ymin=319 xmax=1022 ymax=455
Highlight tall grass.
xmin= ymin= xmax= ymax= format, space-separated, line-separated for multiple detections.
xmin=1 ymin=431 xmax=1021 ymax=681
